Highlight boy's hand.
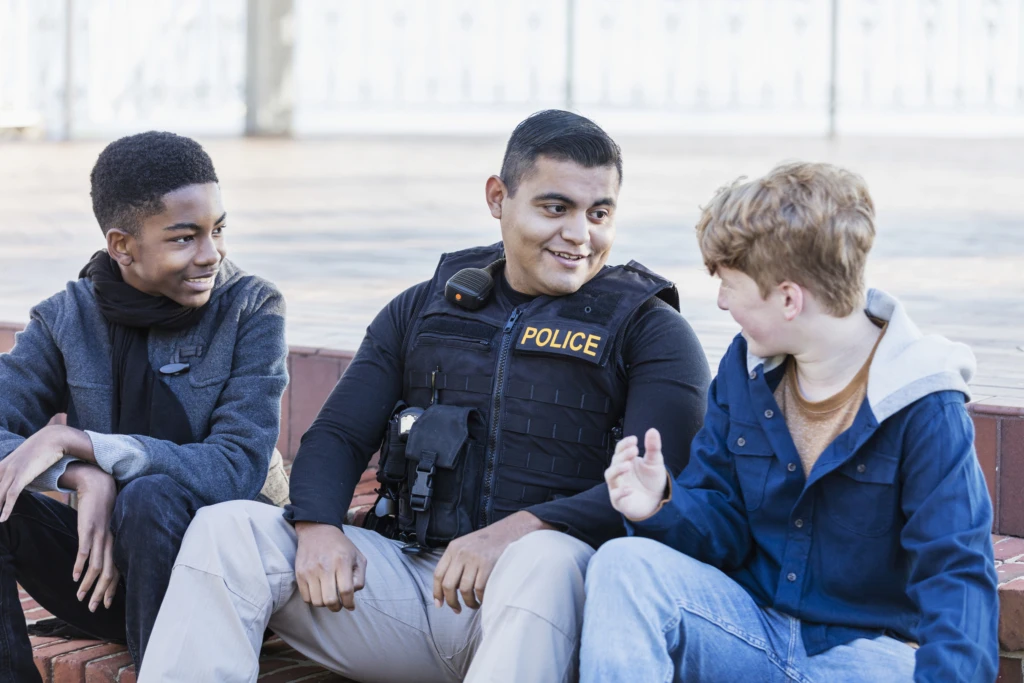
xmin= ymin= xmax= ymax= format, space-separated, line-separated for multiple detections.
xmin=605 ymin=428 xmax=669 ymax=522
xmin=69 ymin=465 xmax=120 ymax=611
xmin=294 ymin=522 xmax=367 ymax=612
xmin=0 ymin=426 xmax=68 ymax=522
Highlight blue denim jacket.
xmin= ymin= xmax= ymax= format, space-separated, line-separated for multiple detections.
xmin=631 ymin=290 xmax=998 ymax=683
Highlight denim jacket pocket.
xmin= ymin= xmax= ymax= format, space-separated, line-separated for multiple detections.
xmin=821 ymin=455 xmax=900 ymax=536
xmin=728 ymin=422 xmax=774 ymax=511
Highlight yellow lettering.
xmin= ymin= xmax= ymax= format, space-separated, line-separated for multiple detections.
xmin=584 ymin=334 xmax=601 ymax=357
xmin=550 ymin=329 xmax=564 ymax=349
xmin=536 ymin=328 xmax=553 ymax=347
xmin=569 ymin=332 xmax=586 ymax=351
xmin=520 ymin=327 xmax=538 ymax=345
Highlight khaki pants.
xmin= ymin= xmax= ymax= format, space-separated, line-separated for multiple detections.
xmin=138 ymin=500 xmax=594 ymax=683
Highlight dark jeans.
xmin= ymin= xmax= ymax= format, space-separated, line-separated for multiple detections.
xmin=0 ymin=474 xmax=204 ymax=681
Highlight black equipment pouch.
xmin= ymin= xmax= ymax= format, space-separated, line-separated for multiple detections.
xmin=402 ymin=404 xmax=484 ymax=548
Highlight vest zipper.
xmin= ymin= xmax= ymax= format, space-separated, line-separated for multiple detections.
xmin=480 ymin=306 xmax=521 ymax=528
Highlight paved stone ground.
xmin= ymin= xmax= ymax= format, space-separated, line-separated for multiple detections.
xmin=1 ymin=135 xmax=1023 ymax=399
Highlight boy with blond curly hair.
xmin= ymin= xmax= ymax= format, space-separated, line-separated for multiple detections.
xmin=581 ymin=162 xmax=998 ymax=682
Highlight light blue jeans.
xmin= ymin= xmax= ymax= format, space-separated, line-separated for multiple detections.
xmin=581 ymin=537 xmax=916 ymax=683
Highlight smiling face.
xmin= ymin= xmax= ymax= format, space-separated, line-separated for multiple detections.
xmin=106 ymin=182 xmax=227 ymax=307
xmin=487 ymin=155 xmax=619 ymax=297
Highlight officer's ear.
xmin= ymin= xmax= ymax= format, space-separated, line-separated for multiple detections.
xmin=485 ymin=175 xmax=507 ymax=219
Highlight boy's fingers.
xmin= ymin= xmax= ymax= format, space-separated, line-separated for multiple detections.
xmin=604 ymin=461 xmax=633 ymax=489
xmin=644 ymin=428 xmax=664 ymax=467
xmin=613 ymin=435 xmax=637 ymax=455
xmin=73 ymin=543 xmax=90 ymax=583
xmin=0 ymin=480 xmax=18 ymax=524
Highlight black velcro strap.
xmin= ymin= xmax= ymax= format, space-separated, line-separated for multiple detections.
xmin=493 ymin=480 xmax=553 ymax=505
xmin=505 ymin=381 xmax=610 ymax=414
xmin=503 ymin=413 xmax=609 ymax=448
xmin=408 ymin=371 xmax=492 ymax=395
xmin=419 ymin=317 xmax=498 ymax=341
xmin=500 ymin=449 xmax=606 ymax=480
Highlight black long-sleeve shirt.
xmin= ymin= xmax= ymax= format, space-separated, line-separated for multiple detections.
xmin=285 ymin=274 xmax=711 ymax=548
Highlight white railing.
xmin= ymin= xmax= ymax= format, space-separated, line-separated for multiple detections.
xmin=2 ymin=0 xmax=1024 ymax=138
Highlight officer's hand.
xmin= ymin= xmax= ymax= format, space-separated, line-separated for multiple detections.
xmin=432 ymin=511 xmax=550 ymax=614
xmin=294 ymin=522 xmax=367 ymax=612
xmin=605 ymin=428 xmax=669 ymax=522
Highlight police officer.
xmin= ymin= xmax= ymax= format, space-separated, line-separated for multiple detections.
xmin=139 ymin=110 xmax=710 ymax=683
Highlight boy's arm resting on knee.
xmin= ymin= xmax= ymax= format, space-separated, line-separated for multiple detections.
xmin=899 ymin=394 xmax=998 ymax=682
xmin=85 ymin=291 xmax=288 ymax=505
xmin=0 ymin=302 xmax=79 ymax=493
xmin=626 ymin=375 xmax=753 ymax=571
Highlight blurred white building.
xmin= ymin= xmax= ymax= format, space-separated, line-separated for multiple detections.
xmin=2 ymin=0 xmax=1023 ymax=139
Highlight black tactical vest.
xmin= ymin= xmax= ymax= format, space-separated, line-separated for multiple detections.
xmin=388 ymin=243 xmax=677 ymax=546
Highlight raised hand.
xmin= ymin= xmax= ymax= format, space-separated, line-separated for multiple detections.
xmin=604 ymin=428 xmax=669 ymax=522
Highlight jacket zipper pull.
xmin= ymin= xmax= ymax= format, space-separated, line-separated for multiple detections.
xmin=504 ymin=308 xmax=522 ymax=334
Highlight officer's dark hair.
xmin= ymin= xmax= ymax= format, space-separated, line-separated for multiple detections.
xmin=90 ymin=131 xmax=219 ymax=236
xmin=499 ymin=110 xmax=622 ymax=196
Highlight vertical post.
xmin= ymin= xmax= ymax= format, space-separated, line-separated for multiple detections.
xmin=565 ymin=0 xmax=575 ymax=111
xmin=828 ymin=0 xmax=839 ymax=139
xmin=62 ymin=0 xmax=74 ymax=140
xmin=246 ymin=0 xmax=295 ymax=136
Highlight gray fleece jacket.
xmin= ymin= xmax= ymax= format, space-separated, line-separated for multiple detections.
xmin=0 ymin=259 xmax=288 ymax=505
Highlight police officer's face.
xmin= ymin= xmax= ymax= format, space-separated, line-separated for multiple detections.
xmin=486 ymin=156 xmax=618 ymax=297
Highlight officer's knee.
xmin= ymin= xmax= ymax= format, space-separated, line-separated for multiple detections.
xmin=494 ymin=530 xmax=593 ymax=598
xmin=182 ymin=500 xmax=279 ymax=554
xmin=514 ymin=530 xmax=592 ymax=573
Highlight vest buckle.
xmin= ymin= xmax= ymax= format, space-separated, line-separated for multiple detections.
xmin=409 ymin=459 xmax=436 ymax=512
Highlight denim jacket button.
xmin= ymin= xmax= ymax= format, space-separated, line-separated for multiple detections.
xmin=794 ymin=519 xmax=804 ymax=528
xmin=764 ymin=409 xmax=774 ymax=419
xmin=749 ymin=371 xmax=757 ymax=380
xmin=787 ymin=572 xmax=797 ymax=582
xmin=857 ymin=463 xmax=866 ymax=473
xmin=787 ymin=463 xmax=797 ymax=472
xmin=737 ymin=437 xmax=746 ymax=447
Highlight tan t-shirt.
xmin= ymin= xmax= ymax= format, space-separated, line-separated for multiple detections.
xmin=773 ymin=326 xmax=886 ymax=476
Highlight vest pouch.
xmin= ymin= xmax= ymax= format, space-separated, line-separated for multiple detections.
xmin=402 ymin=404 xmax=484 ymax=546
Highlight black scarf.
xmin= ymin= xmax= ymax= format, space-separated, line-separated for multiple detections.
xmin=79 ymin=250 xmax=205 ymax=445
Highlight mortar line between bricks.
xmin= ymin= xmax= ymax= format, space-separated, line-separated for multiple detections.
xmin=84 ymin=648 xmax=131 ymax=664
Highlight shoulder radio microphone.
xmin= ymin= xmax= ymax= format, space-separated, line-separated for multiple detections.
xmin=444 ymin=258 xmax=505 ymax=310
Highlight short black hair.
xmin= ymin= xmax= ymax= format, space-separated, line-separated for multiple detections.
xmin=499 ymin=110 xmax=622 ymax=196
xmin=90 ymin=131 xmax=219 ymax=235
